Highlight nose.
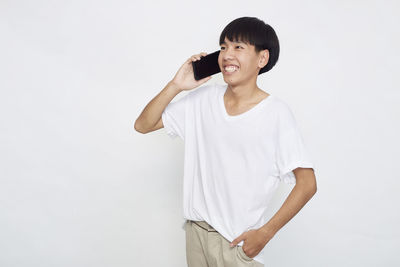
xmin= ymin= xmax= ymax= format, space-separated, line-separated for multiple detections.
xmin=221 ymin=47 xmax=235 ymax=61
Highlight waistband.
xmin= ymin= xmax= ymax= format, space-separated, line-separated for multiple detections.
xmin=188 ymin=220 xmax=217 ymax=232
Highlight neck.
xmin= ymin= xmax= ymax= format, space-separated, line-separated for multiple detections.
xmin=225 ymin=81 xmax=263 ymax=104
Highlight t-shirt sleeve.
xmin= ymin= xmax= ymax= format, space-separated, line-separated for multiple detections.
xmin=275 ymin=103 xmax=314 ymax=184
xmin=161 ymin=92 xmax=190 ymax=140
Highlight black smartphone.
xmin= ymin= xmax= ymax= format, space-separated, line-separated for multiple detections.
xmin=192 ymin=50 xmax=221 ymax=80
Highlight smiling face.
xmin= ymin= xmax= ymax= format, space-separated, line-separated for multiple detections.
xmin=218 ymin=36 xmax=269 ymax=86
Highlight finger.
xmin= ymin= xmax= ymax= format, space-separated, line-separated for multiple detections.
xmin=198 ymin=52 xmax=207 ymax=59
xmin=196 ymin=76 xmax=211 ymax=84
xmin=196 ymin=53 xmax=206 ymax=60
xmin=230 ymin=233 xmax=245 ymax=247
xmin=199 ymin=76 xmax=212 ymax=82
xmin=191 ymin=52 xmax=207 ymax=62
xmin=186 ymin=57 xmax=194 ymax=64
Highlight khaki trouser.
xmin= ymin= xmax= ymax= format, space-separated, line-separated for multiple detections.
xmin=185 ymin=220 xmax=264 ymax=267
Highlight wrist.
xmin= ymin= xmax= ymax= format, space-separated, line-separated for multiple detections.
xmin=258 ymin=225 xmax=276 ymax=241
xmin=168 ymin=80 xmax=182 ymax=94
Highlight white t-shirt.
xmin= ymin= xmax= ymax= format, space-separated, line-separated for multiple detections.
xmin=161 ymin=83 xmax=315 ymax=265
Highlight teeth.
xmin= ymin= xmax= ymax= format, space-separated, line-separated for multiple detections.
xmin=225 ymin=66 xmax=238 ymax=72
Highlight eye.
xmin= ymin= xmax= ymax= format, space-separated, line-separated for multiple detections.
xmin=220 ymin=47 xmax=225 ymax=50
xmin=236 ymin=45 xmax=243 ymax=49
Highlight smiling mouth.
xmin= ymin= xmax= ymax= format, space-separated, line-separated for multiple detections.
xmin=223 ymin=65 xmax=239 ymax=74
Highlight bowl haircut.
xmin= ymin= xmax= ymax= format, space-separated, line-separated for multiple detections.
xmin=219 ymin=17 xmax=280 ymax=74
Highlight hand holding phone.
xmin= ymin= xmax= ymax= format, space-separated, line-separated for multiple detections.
xmin=192 ymin=50 xmax=221 ymax=80
xmin=171 ymin=52 xmax=213 ymax=92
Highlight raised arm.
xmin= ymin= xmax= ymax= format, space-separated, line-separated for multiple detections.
xmin=134 ymin=81 xmax=180 ymax=134
xmin=134 ymin=52 xmax=212 ymax=134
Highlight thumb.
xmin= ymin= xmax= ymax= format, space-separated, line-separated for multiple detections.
xmin=230 ymin=233 xmax=245 ymax=247
xmin=198 ymin=76 xmax=212 ymax=84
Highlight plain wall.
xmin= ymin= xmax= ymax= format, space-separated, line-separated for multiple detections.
xmin=1 ymin=0 xmax=399 ymax=266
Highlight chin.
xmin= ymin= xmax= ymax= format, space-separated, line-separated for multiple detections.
xmin=223 ymin=76 xmax=240 ymax=85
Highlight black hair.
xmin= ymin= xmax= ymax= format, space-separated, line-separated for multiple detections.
xmin=219 ymin=17 xmax=280 ymax=74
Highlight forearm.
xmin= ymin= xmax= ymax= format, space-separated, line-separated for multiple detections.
xmin=134 ymin=81 xmax=181 ymax=132
xmin=259 ymin=180 xmax=316 ymax=237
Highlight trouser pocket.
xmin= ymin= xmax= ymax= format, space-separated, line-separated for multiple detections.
xmin=237 ymin=245 xmax=253 ymax=262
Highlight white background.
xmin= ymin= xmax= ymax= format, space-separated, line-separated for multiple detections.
xmin=1 ymin=0 xmax=399 ymax=266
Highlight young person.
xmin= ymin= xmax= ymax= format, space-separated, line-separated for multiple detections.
xmin=135 ymin=16 xmax=317 ymax=267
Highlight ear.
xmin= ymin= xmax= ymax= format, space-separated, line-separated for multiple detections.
xmin=258 ymin=49 xmax=269 ymax=68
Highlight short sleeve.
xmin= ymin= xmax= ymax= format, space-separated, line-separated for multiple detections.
xmin=275 ymin=103 xmax=314 ymax=184
xmin=161 ymin=92 xmax=190 ymax=140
